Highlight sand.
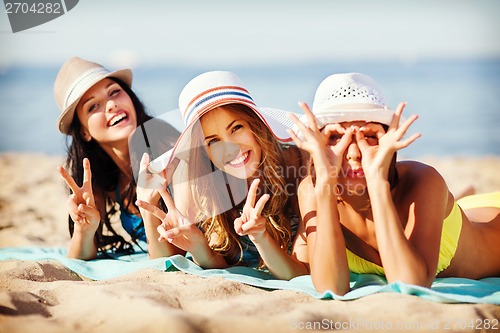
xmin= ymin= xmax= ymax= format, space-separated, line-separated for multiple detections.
xmin=0 ymin=152 xmax=499 ymax=332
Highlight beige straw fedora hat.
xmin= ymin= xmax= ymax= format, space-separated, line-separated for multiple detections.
xmin=54 ymin=57 xmax=132 ymax=134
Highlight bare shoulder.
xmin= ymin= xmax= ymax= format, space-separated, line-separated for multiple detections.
xmin=395 ymin=160 xmax=450 ymax=206
xmin=397 ymin=160 xmax=446 ymax=186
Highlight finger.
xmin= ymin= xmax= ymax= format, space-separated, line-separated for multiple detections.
xmin=137 ymin=153 xmax=150 ymax=186
xmin=390 ymin=102 xmax=406 ymax=130
xmin=67 ymin=201 xmax=85 ymax=224
xmin=158 ymin=189 xmax=176 ymax=212
xmin=397 ymin=114 xmax=419 ymax=139
xmin=67 ymin=195 xmax=81 ymax=214
xmin=244 ymin=178 xmax=260 ymax=212
xmin=288 ymin=113 xmax=311 ymax=140
xmin=286 ymin=129 xmax=303 ymax=149
xmin=77 ymin=204 xmax=98 ymax=224
xmin=157 ymin=224 xmax=171 ymax=242
xmin=234 ymin=217 xmax=244 ymax=235
xmin=162 ymin=226 xmax=182 ymax=240
xmin=136 ymin=199 xmax=167 ymax=220
xmin=240 ymin=219 xmax=256 ymax=233
xmin=354 ymin=128 xmax=370 ymax=152
xmin=73 ymin=217 xmax=88 ymax=225
xmin=57 ymin=166 xmax=79 ymax=194
xmin=395 ymin=102 xmax=406 ymax=117
xmin=322 ymin=124 xmax=345 ymax=137
xmin=82 ymin=190 xmax=96 ymax=207
xmin=139 ymin=153 xmax=167 ymax=189
xmin=298 ymin=101 xmax=319 ymax=130
xmin=398 ymin=132 xmax=422 ymax=148
xmin=335 ymin=126 xmax=353 ymax=152
xmin=82 ymin=158 xmax=92 ymax=185
xmin=140 ymin=152 xmax=150 ymax=170
xmin=253 ymin=193 xmax=270 ymax=217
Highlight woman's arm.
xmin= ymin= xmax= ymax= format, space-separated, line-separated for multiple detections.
xmin=297 ymin=177 xmax=350 ymax=295
xmin=357 ymin=103 xmax=443 ymax=287
xmin=136 ymin=153 xmax=186 ymax=258
xmin=234 ymin=179 xmax=309 ymax=279
xmin=136 ymin=188 xmax=228 ymax=269
xmin=288 ymin=103 xmax=351 ymax=294
xmin=67 ymin=222 xmax=98 ymax=259
xmin=140 ymin=207 xmax=186 ymax=258
xmin=367 ymin=163 xmax=448 ymax=287
xmin=249 ymin=232 xmax=309 ymax=279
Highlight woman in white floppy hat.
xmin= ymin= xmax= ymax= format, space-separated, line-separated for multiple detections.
xmin=55 ymin=57 xmax=181 ymax=260
xmin=137 ymin=71 xmax=309 ymax=278
xmin=290 ymin=73 xmax=500 ymax=295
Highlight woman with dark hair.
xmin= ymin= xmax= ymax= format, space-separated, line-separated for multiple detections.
xmin=54 ymin=57 xmax=181 ymax=260
xmin=290 ymin=73 xmax=500 ymax=295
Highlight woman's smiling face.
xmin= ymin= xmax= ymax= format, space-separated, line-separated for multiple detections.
xmin=75 ymin=78 xmax=137 ymax=145
xmin=200 ymin=107 xmax=262 ymax=179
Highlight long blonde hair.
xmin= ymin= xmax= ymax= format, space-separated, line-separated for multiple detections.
xmin=187 ymin=104 xmax=293 ymax=266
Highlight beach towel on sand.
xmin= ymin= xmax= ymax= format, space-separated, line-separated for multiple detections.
xmin=1 ymin=246 xmax=499 ymax=304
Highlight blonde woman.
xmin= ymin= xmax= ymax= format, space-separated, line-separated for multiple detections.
xmin=137 ymin=71 xmax=308 ymax=279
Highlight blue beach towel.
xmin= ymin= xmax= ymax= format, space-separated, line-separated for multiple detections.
xmin=0 ymin=246 xmax=499 ymax=304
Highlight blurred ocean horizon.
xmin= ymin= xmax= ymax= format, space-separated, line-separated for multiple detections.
xmin=1 ymin=58 xmax=499 ymax=159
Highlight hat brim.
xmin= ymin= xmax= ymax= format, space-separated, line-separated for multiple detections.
xmin=314 ymin=108 xmax=396 ymax=128
xmin=57 ymin=69 xmax=133 ymax=134
xmin=292 ymin=107 xmax=407 ymax=139
xmin=148 ymin=104 xmax=299 ymax=174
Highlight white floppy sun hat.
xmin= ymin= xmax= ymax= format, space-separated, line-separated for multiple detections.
xmin=148 ymin=71 xmax=300 ymax=219
xmin=297 ymin=73 xmax=398 ymax=133
xmin=148 ymin=70 xmax=298 ymax=173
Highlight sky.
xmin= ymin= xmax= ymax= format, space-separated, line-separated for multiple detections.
xmin=1 ymin=0 xmax=499 ymax=69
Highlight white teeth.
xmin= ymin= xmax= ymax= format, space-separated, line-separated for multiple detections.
xmin=229 ymin=152 xmax=248 ymax=166
xmin=110 ymin=113 xmax=126 ymax=126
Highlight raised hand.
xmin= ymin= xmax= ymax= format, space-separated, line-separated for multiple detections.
xmin=234 ymin=178 xmax=270 ymax=243
xmin=136 ymin=188 xmax=206 ymax=252
xmin=355 ymin=102 xmax=421 ymax=179
xmin=136 ymin=153 xmax=168 ymax=205
xmin=288 ymin=102 xmax=353 ymax=184
xmin=57 ymin=158 xmax=100 ymax=233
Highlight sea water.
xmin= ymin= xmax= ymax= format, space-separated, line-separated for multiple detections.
xmin=1 ymin=59 xmax=499 ymax=158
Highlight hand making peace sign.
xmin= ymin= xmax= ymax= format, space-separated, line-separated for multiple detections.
xmin=57 ymin=158 xmax=100 ymax=233
xmin=136 ymin=188 xmax=206 ymax=253
xmin=234 ymin=178 xmax=270 ymax=243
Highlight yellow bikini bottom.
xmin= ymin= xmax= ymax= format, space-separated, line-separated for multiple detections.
xmin=346 ymin=192 xmax=500 ymax=276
